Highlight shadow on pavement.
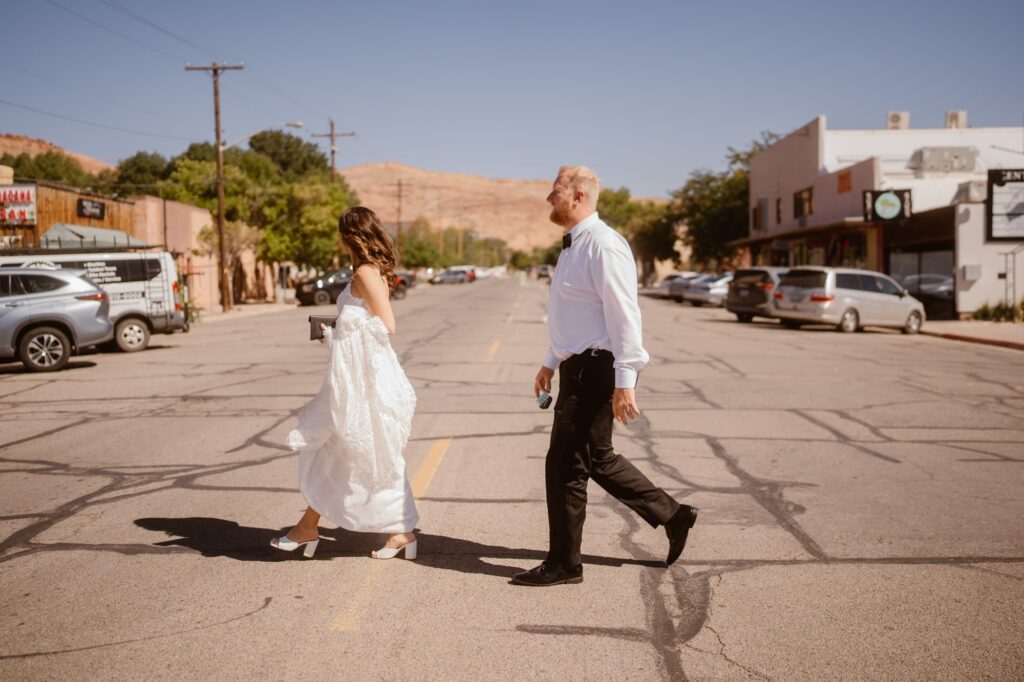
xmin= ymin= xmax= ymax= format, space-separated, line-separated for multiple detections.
xmin=0 ymin=360 xmax=97 ymax=374
xmin=134 ymin=516 xmax=663 ymax=577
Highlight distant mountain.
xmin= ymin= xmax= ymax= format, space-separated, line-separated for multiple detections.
xmin=338 ymin=162 xmax=561 ymax=252
xmin=0 ymin=134 xmax=114 ymax=175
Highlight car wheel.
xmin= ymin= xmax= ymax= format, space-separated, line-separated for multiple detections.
xmin=781 ymin=320 xmax=802 ymax=330
xmin=902 ymin=311 xmax=922 ymax=335
xmin=19 ymin=326 xmax=70 ymax=372
xmin=115 ymin=318 xmax=150 ymax=352
xmin=313 ymin=290 xmax=331 ymax=305
xmin=736 ymin=313 xmax=753 ymax=323
xmin=672 ymin=296 xmax=682 ymax=303
xmin=690 ymin=301 xmax=703 ymax=307
xmin=838 ymin=309 xmax=859 ymax=333
xmin=391 ymin=284 xmax=407 ymax=300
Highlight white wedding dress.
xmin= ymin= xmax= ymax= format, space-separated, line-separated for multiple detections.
xmin=286 ymin=285 xmax=419 ymax=533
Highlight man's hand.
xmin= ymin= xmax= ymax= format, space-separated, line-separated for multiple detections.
xmin=612 ymin=387 xmax=640 ymax=426
xmin=534 ymin=366 xmax=554 ymax=397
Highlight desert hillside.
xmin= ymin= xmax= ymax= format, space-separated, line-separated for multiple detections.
xmin=0 ymin=134 xmax=114 ymax=175
xmin=338 ymin=162 xmax=561 ymax=252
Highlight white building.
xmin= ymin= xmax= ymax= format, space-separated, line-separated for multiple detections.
xmin=738 ymin=113 xmax=1024 ymax=318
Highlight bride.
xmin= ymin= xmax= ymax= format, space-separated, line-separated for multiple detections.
xmin=272 ymin=206 xmax=419 ymax=560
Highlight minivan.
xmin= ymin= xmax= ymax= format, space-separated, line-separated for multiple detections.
xmin=726 ymin=267 xmax=789 ymax=322
xmin=772 ymin=267 xmax=925 ymax=333
xmin=0 ymin=251 xmax=187 ymax=351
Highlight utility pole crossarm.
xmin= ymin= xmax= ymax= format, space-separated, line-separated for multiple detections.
xmin=310 ymin=117 xmax=356 ymax=181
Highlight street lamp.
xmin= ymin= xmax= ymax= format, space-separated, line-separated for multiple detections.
xmin=220 ymin=120 xmax=303 ymax=151
xmin=213 ymin=120 xmax=303 ymax=312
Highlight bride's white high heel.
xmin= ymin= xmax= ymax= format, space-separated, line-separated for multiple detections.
xmin=372 ymin=539 xmax=417 ymax=560
xmin=270 ymin=534 xmax=320 ymax=558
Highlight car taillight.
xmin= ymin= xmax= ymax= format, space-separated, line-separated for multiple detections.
xmin=773 ymin=292 xmax=783 ymax=300
xmin=762 ymin=282 xmax=774 ymax=291
xmin=173 ymin=281 xmax=180 ymax=293
xmin=809 ymin=294 xmax=834 ymax=302
xmin=76 ymin=292 xmax=106 ymax=302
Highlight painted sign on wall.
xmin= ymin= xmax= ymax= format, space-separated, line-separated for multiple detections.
xmin=0 ymin=185 xmax=36 ymax=224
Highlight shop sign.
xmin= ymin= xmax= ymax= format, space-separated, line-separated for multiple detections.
xmin=863 ymin=190 xmax=912 ymax=222
xmin=0 ymin=184 xmax=36 ymax=225
xmin=77 ymin=198 xmax=106 ymax=220
xmin=986 ymin=168 xmax=1024 ymax=241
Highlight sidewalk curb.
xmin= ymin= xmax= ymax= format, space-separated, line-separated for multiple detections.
xmin=921 ymin=330 xmax=1024 ymax=352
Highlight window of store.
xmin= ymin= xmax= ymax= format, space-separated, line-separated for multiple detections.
xmin=794 ymin=187 xmax=814 ymax=219
xmin=775 ymin=197 xmax=782 ymax=225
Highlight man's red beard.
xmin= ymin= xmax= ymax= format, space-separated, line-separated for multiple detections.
xmin=549 ymin=202 xmax=573 ymax=227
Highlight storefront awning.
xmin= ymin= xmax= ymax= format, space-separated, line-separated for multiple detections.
xmin=38 ymin=224 xmax=150 ymax=250
xmin=729 ymin=218 xmax=872 ymax=248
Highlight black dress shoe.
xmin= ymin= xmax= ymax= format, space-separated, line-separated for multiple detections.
xmin=511 ymin=561 xmax=583 ymax=586
xmin=665 ymin=505 xmax=698 ymax=566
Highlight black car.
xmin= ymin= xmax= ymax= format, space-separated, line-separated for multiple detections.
xmin=296 ymin=267 xmax=353 ymax=306
xmin=725 ymin=267 xmax=789 ymax=322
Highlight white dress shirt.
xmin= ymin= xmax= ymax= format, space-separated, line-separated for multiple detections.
xmin=543 ymin=212 xmax=649 ymax=388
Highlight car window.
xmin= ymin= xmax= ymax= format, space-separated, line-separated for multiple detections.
xmin=18 ymin=274 xmax=69 ymax=294
xmin=733 ymin=270 xmax=768 ymax=285
xmin=857 ymin=275 xmax=885 ymax=293
xmin=835 ymin=273 xmax=861 ymax=291
xmin=877 ymin=276 xmax=903 ymax=295
xmin=0 ymin=274 xmax=10 ymax=297
xmin=780 ymin=270 xmax=826 ymax=288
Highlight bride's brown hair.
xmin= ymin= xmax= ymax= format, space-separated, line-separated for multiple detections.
xmin=338 ymin=206 xmax=397 ymax=291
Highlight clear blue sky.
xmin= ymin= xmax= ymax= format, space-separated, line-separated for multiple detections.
xmin=3 ymin=0 xmax=1023 ymax=197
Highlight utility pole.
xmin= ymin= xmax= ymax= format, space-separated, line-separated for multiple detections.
xmin=310 ymin=117 xmax=355 ymax=182
xmin=186 ymin=61 xmax=244 ymax=312
xmin=392 ymin=179 xmax=408 ymax=266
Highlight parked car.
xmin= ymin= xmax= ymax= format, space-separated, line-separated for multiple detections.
xmin=772 ymin=266 xmax=925 ymax=333
xmin=726 ymin=267 xmax=789 ymax=322
xmin=536 ymin=264 xmax=552 ymax=281
xmin=654 ymin=272 xmax=696 ymax=298
xmin=684 ymin=273 xmax=734 ymax=307
xmin=900 ymin=273 xmax=956 ymax=320
xmin=430 ymin=268 xmax=471 ymax=284
xmin=395 ymin=271 xmax=416 ymax=288
xmin=0 ymin=251 xmax=187 ymax=352
xmin=668 ymin=273 xmax=711 ymax=302
xmin=0 ymin=268 xmax=113 ymax=372
xmin=296 ymin=266 xmax=353 ymax=306
xmin=448 ymin=265 xmax=477 ymax=282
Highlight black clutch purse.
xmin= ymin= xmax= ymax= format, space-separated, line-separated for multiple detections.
xmin=308 ymin=315 xmax=338 ymax=341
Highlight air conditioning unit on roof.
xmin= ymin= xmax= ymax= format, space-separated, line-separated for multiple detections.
xmin=945 ymin=110 xmax=968 ymax=129
xmin=887 ymin=112 xmax=909 ymax=130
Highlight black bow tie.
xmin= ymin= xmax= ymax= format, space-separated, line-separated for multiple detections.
xmin=562 ymin=233 xmax=572 ymax=250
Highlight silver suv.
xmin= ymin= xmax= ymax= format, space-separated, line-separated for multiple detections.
xmin=772 ymin=266 xmax=926 ymax=334
xmin=1 ymin=268 xmax=114 ymax=371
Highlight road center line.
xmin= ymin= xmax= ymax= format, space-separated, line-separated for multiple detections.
xmin=330 ymin=437 xmax=452 ymax=633
xmin=487 ymin=340 xmax=501 ymax=360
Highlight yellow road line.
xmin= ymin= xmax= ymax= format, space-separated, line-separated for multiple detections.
xmin=487 ymin=339 xmax=501 ymax=360
xmin=505 ymin=313 xmax=513 ymax=324
xmin=411 ymin=437 xmax=452 ymax=499
xmin=330 ymin=436 xmax=452 ymax=633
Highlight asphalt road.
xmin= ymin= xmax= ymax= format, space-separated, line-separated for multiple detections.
xmin=2 ymin=277 xmax=1022 ymax=681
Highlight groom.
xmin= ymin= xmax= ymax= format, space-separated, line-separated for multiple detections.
xmin=512 ymin=166 xmax=698 ymax=587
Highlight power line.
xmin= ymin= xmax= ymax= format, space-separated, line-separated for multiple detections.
xmin=95 ymin=0 xmax=227 ymax=61
xmin=90 ymin=0 xmax=324 ymax=119
xmin=310 ymin=118 xmax=356 ymax=180
xmin=41 ymin=0 xmax=189 ymax=63
xmin=0 ymin=59 xmax=200 ymax=128
xmin=0 ymin=98 xmax=193 ymax=141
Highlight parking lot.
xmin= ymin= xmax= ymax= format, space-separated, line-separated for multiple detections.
xmin=2 ymin=277 xmax=1022 ymax=680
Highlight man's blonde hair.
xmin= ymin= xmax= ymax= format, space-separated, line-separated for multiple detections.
xmin=558 ymin=165 xmax=600 ymax=208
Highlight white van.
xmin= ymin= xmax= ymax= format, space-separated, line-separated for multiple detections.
xmin=0 ymin=251 xmax=187 ymax=351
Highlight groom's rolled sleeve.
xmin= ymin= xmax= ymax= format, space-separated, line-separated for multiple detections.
xmin=543 ymin=348 xmax=560 ymax=371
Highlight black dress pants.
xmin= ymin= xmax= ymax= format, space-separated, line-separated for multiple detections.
xmin=545 ymin=350 xmax=679 ymax=568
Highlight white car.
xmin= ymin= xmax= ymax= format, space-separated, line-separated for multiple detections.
xmin=684 ymin=273 xmax=733 ymax=307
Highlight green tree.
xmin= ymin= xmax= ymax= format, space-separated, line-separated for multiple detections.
xmin=248 ymin=130 xmax=329 ymax=179
xmin=666 ymin=131 xmax=778 ymax=269
xmin=397 ymin=217 xmax=441 ymax=269
xmin=257 ymin=180 xmax=358 ymax=268
xmin=112 ymin=151 xmax=170 ymax=196
xmin=1 ymin=151 xmax=90 ymax=186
